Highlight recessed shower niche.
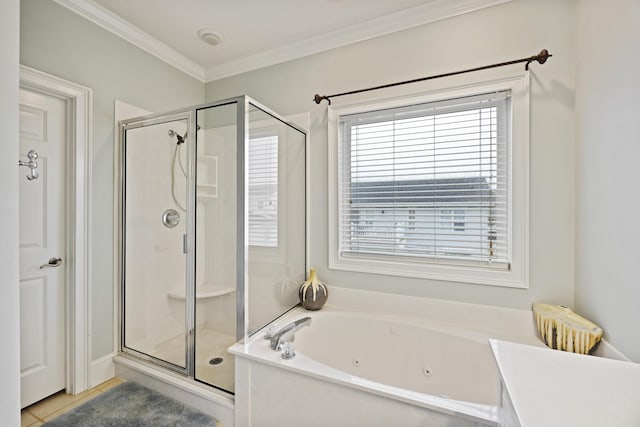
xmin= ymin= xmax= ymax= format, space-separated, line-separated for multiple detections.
xmin=117 ymin=96 xmax=307 ymax=394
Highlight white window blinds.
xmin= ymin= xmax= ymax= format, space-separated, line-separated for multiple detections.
xmin=248 ymin=135 xmax=278 ymax=247
xmin=338 ymin=91 xmax=510 ymax=267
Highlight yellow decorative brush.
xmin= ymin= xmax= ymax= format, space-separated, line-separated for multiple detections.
xmin=532 ymin=303 xmax=603 ymax=355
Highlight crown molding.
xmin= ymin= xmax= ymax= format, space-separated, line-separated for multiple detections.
xmin=53 ymin=0 xmax=205 ymax=82
xmin=53 ymin=0 xmax=510 ymax=84
xmin=204 ymin=0 xmax=512 ymax=81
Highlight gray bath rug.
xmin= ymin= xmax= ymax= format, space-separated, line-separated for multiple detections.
xmin=43 ymin=381 xmax=217 ymax=427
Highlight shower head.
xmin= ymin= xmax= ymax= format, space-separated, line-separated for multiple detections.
xmin=168 ymin=129 xmax=186 ymax=145
xmin=169 ymin=124 xmax=201 ymax=145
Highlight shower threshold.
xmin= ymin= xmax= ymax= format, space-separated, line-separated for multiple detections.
xmin=114 ymin=352 xmax=235 ymax=426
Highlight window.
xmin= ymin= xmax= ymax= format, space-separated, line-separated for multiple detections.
xmin=340 ymin=91 xmax=508 ymax=264
xmin=408 ymin=209 xmax=416 ymax=230
xmin=328 ymin=74 xmax=529 ymax=288
xmin=440 ymin=209 xmax=466 ymax=232
xmin=248 ymin=134 xmax=278 ymax=247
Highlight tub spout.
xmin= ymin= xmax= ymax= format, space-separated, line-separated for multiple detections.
xmin=269 ymin=317 xmax=312 ymax=351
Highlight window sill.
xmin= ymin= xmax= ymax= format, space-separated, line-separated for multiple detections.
xmin=329 ymin=255 xmax=528 ymax=289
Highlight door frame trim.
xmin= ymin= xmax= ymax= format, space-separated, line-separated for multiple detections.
xmin=19 ymin=65 xmax=92 ymax=395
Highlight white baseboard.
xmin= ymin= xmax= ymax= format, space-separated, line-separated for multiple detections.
xmin=113 ymin=354 xmax=234 ymax=427
xmin=592 ymin=339 xmax=629 ymax=361
xmin=90 ymin=352 xmax=115 ymax=387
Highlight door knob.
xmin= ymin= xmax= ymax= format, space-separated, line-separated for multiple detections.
xmin=40 ymin=257 xmax=63 ymax=269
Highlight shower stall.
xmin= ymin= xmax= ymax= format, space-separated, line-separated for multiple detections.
xmin=116 ymin=96 xmax=307 ymax=395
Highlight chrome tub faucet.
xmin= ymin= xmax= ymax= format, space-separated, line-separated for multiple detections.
xmin=268 ymin=316 xmax=312 ymax=351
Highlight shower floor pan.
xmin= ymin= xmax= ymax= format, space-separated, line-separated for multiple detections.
xmin=153 ymin=327 xmax=236 ymax=393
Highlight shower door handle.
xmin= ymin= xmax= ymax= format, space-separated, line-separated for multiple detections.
xmin=40 ymin=257 xmax=63 ymax=269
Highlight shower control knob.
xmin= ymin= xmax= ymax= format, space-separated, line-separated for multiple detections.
xmin=162 ymin=209 xmax=180 ymax=228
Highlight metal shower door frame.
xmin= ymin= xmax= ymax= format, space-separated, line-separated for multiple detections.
xmin=117 ymin=95 xmax=308 ymax=384
xmin=118 ymin=110 xmax=194 ymax=376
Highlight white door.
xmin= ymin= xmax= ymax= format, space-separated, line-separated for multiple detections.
xmin=19 ymin=88 xmax=67 ymax=408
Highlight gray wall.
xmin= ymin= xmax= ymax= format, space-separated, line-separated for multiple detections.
xmin=0 ymin=0 xmax=22 ymax=423
xmin=15 ymin=0 xmax=640 ymax=373
xmin=20 ymin=0 xmax=204 ymax=361
xmin=206 ymin=0 xmax=576 ymax=310
xmin=575 ymin=0 xmax=640 ymax=362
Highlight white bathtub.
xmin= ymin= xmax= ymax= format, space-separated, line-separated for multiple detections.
xmin=295 ymin=311 xmax=499 ymax=406
xmin=230 ymin=288 xmax=544 ymax=427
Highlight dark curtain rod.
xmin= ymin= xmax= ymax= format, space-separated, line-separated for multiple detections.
xmin=313 ymin=49 xmax=552 ymax=105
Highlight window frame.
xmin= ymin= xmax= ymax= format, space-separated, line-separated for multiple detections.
xmin=327 ymin=71 xmax=530 ymax=288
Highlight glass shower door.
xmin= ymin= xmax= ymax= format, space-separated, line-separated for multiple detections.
xmin=245 ymin=103 xmax=306 ymax=335
xmin=191 ymin=99 xmax=307 ymax=392
xmin=193 ymin=102 xmax=239 ymax=392
xmin=121 ymin=116 xmax=190 ymax=372
xmin=118 ymin=96 xmax=306 ymax=395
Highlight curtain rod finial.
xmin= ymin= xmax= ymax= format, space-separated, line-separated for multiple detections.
xmin=313 ymin=94 xmax=331 ymax=105
xmin=537 ymin=49 xmax=552 ymax=64
xmin=525 ymin=49 xmax=552 ymax=70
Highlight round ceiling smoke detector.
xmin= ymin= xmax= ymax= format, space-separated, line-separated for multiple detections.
xmin=198 ymin=29 xmax=224 ymax=46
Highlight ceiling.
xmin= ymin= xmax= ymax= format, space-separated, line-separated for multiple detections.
xmin=53 ymin=0 xmax=509 ymax=82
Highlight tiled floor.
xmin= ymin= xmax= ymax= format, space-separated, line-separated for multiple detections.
xmin=21 ymin=377 xmax=124 ymax=427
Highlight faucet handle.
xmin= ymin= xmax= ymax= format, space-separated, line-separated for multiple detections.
xmin=281 ymin=341 xmax=296 ymax=360
xmin=263 ymin=325 xmax=276 ymax=340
